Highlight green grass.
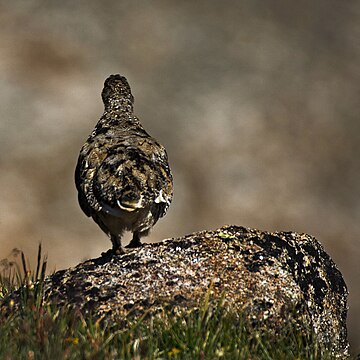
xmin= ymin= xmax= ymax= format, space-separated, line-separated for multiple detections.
xmin=0 ymin=247 xmax=338 ymax=359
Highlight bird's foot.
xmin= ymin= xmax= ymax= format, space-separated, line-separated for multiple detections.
xmin=125 ymin=240 xmax=143 ymax=249
xmin=101 ymin=247 xmax=125 ymax=258
xmin=113 ymin=247 xmax=125 ymax=255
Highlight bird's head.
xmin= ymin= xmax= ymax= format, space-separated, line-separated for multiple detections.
xmin=101 ymin=74 xmax=134 ymax=111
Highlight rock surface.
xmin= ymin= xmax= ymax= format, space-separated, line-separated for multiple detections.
xmin=6 ymin=225 xmax=349 ymax=357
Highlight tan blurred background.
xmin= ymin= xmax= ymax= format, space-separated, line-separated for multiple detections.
xmin=0 ymin=0 xmax=359 ymax=352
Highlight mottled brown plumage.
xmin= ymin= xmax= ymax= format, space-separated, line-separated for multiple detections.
xmin=75 ymin=74 xmax=173 ymax=253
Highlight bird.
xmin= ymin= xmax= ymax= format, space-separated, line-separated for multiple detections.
xmin=75 ymin=74 xmax=173 ymax=254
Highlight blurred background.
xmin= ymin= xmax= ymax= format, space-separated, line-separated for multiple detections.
xmin=0 ymin=0 xmax=359 ymax=352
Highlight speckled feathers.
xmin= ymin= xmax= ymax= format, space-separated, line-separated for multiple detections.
xmin=75 ymin=75 xmax=173 ymax=251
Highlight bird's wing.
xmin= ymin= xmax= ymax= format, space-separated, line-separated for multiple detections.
xmin=137 ymin=137 xmax=173 ymax=218
xmin=75 ymin=141 xmax=108 ymax=216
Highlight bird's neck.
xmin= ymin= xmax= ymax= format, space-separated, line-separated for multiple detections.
xmin=100 ymin=101 xmax=141 ymax=130
xmin=104 ymin=98 xmax=134 ymax=114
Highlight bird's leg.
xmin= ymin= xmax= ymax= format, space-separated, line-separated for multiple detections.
xmin=111 ymin=234 xmax=124 ymax=254
xmin=126 ymin=232 xmax=143 ymax=248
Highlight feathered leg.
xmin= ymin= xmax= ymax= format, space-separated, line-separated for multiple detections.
xmin=111 ymin=234 xmax=124 ymax=254
xmin=126 ymin=231 xmax=143 ymax=248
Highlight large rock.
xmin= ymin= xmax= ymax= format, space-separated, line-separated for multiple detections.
xmin=6 ymin=225 xmax=350 ymax=357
